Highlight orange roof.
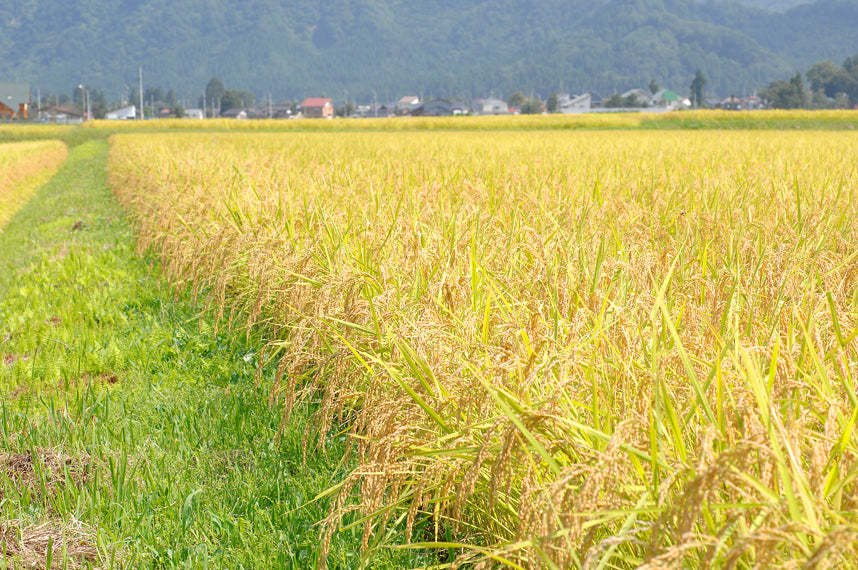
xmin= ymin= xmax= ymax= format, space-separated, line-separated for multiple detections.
xmin=302 ymin=97 xmax=331 ymax=108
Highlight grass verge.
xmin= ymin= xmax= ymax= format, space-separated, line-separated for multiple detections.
xmin=0 ymin=140 xmax=436 ymax=569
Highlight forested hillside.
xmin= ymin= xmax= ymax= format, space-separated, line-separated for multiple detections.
xmin=1 ymin=0 xmax=857 ymax=102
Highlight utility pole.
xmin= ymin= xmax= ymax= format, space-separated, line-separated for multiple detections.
xmin=268 ymin=92 xmax=272 ymax=119
xmin=139 ymin=67 xmax=144 ymax=120
xmin=37 ymin=87 xmax=41 ymax=120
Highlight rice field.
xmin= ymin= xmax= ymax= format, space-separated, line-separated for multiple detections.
xmin=82 ymin=109 xmax=858 ymax=134
xmin=107 ymin=129 xmax=858 ymax=568
xmin=0 ymin=140 xmax=67 ymax=231
xmin=84 ymin=112 xmax=643 ymax=133
xmin=0 ymin=124 xmax=76 ymax=143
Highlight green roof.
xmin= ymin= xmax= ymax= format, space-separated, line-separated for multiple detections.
xmin=0 ymin=83 xmax=30 ymax=107
xmin=663 ymin=89 xmax=679 ymax=101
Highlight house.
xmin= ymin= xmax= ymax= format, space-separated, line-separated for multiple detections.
xmin=0 ymin=82 xmax=30 ymax=119
xmin=40 ymin=106 xmax=83 ymax=124
xmin=475 ymin=97 xmax=510 ymax=115
xmin=359 ymin=104 xmax=392 ymax=118
xmin=558 ymin=93 xmax=591 ymax=113
xmin=621 ymin=89 xmax=650 ymax=107
xmin=397 ymin=95 xmax=420 ymax=112
xmin=221 ymin=108 xmax=248 ymax=119
xmin=651 ymin=89 xmax=681 ymax=110
xmin=743 ymin=95 xmax=765 ymax=110
xmin=719 ymin=95 xmax=743 ymax=111
xmin=411 ymin=99 xmax=453 ymax=117
xmin=301 ymin=97 xmax=334 ymax=119
xmin=184 ymin=108 xmax=204 ymax=119
xmin=451 ymin=101 xmax=469 ymax=115
xmin=105 ymin=105 xmax=137 ymax=120
xmin=268 ymin=104 xmax=294 ymax=119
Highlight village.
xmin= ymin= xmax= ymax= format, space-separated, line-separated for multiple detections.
xmin=2 ymin=80 xmax=770 ymax=122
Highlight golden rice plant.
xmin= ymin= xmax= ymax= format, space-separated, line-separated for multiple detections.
xmin=644 ymin=109 xmax=858 ymax=129
xmin=0 ymin=140 xmax=68 ymax=231
xmin=108 ymin=129 xmax=858 ymax=568
xmin=0 ymin=124 xmax=76 ymax=142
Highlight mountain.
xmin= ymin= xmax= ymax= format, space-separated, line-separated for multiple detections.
xmin=713 ymin=0 xmax=812 ymax=13
xmin=0 ymin=0 xmax=857 ymax=103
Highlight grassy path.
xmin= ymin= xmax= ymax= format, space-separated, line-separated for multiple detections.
xmin=0 ymin=141 xmax=427 ymax=569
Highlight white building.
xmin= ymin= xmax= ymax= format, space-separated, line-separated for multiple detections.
xmin=475 ymin=97 xmax=509 ymax=115
xmin=397 ymin=95 xmax=420 ymax=111
xmin=558 ymin=93 xmax=592 ymax=113
xmin=105 ymin=105 xmax=137 ymax=120
xmin=184 ymin=108 xmax=204 ymax=119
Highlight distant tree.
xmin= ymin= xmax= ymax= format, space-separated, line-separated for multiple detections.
xmin=649 ymin=79 xmax=660 ymax=94
xmin=507 ymin=91 xmax=526 ymax=109
xmin=205 ymin=77 xmax=225 ymax=107
xmin=144 ymin=87 xmax=165 ymax=105
xmin=335 ymin=100 xmax=356 ymax=117
xmin=90 ymin=88 xmax=108 ymax=119
xmin=603 ymin=93 xmax=625 ymax=108
xmin=546 ymin=91 xmax=559 ymax=113
xmin=806 ymin=60 xmax=842 ymax=97
xmin=166 ymin=89 xmax=177 ymax=106
xmin=690 ymin=69 xmax=706 ymax=108
xmin=172 ymin=104 xmax=185 ymax=118
xmin=221 ymin=90 xmax=255 ymax=111
xmin=760 ymin=73 xmax=807 ymax=109
xmin=806 ymin=57 xmax=857 ymax=104
xmin=624 ymin=93 xmax=647 ymax=107
xmin=520 ymin=98 xmax=543 ymax=114
xmin=834 ymin=92 xmax=851 ymax=108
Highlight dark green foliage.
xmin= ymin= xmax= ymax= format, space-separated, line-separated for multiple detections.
xmin=762 ymin=54 xmax=858 ymax=107
xmin=547 ymin=91 xmax=559 ymax=112
xmin=221 ymin=89 xmax=256 ymax=111
xmin=690 ymin=69 xmax=707 ymax=108
xmin=1 ymin=0 xmax=858 ymax=102
xmin=507 ymin=92 xmax=526 ymax=110
xmin=520 ymin=97 xmax=543 ymax=114
xmin=649 ymin=79 xmax=660 ymax=94
xmin=205 ymin=77 xmax=226 ymax=106
xmin=760 ymin=72 xmax=808 ymax=108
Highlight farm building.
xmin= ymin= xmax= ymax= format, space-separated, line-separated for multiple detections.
xmin=0 ymin=82 xmax=30 ymax=119
xmin=397 ymin=95 xmax=420 ymax=112
xmin=301 ymin=97 xmax=334 ymax=119
xmin=411 ymin=99 xmax=454 ymax=117
xmin=558 ymin=93 xmax=592 ymax=113
xmin=475 ymin=97 xmax=510 ymax=115
xmin=105 ymin=105 xmax=137 ymax=120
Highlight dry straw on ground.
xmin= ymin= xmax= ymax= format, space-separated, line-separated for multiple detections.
xmin=109 ymin=129 xmax=858 ymax=568
xmin=0 ymin=518 xmax=99 ymax=569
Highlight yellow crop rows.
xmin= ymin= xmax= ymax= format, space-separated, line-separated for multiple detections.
xmin=0 ymin=140 xmax=68 ymax=232
xmin=109 ymin=129 xmax=858 ymax=567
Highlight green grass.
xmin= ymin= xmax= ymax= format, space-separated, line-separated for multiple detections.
xmin=0 ymin=141 xmax=438 ymax=569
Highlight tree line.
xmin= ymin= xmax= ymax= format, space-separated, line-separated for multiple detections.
xmin=761 ymin=55 xmax=858 ymax=109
